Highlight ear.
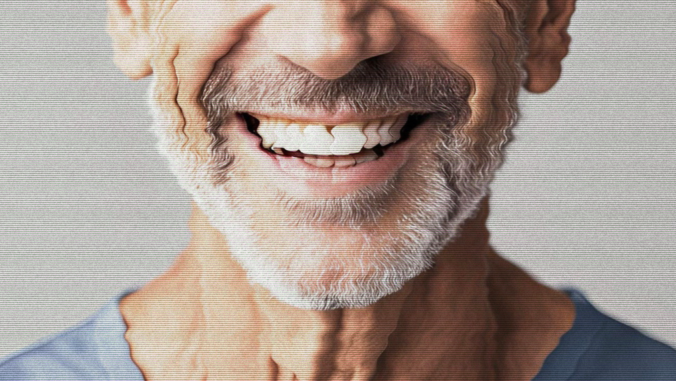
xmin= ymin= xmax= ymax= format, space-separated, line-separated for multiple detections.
xmin=106 ymin=0 xmax=153 ymax=79
xmin=522 ymin=0 xmax=576 ymax=93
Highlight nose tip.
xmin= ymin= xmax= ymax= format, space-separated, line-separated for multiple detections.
xmin=263 ymin=3 xmax=401 ymax=80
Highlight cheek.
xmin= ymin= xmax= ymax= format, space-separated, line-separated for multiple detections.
xmin=404 ymin=1 xmax=523 ymax=162
xmin=149 ymin=1 xmax=270 ymax=161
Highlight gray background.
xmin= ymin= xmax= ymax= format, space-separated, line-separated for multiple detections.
xmin=1 ymin=1 xmax=674 ymax=358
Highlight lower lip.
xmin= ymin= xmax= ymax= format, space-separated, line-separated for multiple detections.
xmin=233 ymin=117 xmax=415 ymax=196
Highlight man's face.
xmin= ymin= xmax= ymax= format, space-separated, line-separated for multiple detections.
xmin=145 ymin=0 xmax=524 ymax=309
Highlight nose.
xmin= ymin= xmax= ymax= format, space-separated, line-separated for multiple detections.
xmin=261 ymin=1 xmax=401 ymax=79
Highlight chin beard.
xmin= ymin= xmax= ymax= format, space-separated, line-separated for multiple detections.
xmin=152 ymin=110 xmax=492 ymax=310
xmin=184 ymin=162 xmax=486 ymax=311
xmin=148 ymin=58 xmax=516 ymax=310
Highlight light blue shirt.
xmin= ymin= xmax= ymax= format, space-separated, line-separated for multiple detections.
xmin=2 ymin=289 xmax=675 ymax=380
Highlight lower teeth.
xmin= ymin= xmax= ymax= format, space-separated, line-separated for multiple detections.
xmin=298 ymin=149 xmax=379 ymax=168
xmin=267 ymin=146 xmax=383 ymax=168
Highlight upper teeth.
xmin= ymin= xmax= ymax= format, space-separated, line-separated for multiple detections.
xmin=254 ymin=114 xmax=408 ymax=156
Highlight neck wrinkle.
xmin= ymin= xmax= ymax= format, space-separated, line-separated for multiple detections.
xmin=189 ymin=199 xmax=498 ymax=380
xmin=367 ymin=196 xmax=497 ymax=380
xmin=123 ymin=197 xmax=574 ymax=380
xmin=247 ymin=273 xmax=415 ymax=381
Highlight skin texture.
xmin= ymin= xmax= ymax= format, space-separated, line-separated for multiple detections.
xmin=108 ymin=0 xmax=577 ymax=379
xmin=121 ymin=203 xmax=575 ymax=380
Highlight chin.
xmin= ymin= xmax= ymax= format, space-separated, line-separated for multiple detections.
xmin=202 ymin=178 xmax=461 ymax=310
xmin=208 ymin=200 xmax=457 ymax=310
xmin=157 ymin=130 xmax=487 ymax=310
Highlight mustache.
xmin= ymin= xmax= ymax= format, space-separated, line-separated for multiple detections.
xmin=200 ymin=56 xmax=471 ymax=124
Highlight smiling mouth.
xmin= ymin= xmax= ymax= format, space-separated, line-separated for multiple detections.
xmin=240 ymin=112 xmax=429 ymax=168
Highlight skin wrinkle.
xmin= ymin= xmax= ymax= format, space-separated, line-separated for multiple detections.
xmin=159 ymin=3 xmax=271 ymax=167
xmin=155 ymin=1 xmax=188 ymax=156
xmin=461 ymin=6 xmax=521 ymax=182
xmin=489 ymin=3 xmax=522 ymax=141
xmin=255 ymin=293 xmax=336 ymax=380
xmin=203 ymin=70 xmax=236 ymax=180
xmin=174 ymin=48 xmax=192 ymax=153
xmin=149 ymin=0 xmax=185 ymax=152
xmin=374 ymin=227 xmax=498 ymax=380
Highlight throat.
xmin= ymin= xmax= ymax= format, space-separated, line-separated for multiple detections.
xmin=190 ymin=251 xmax=499 ymax=381
xmin=251 ymin=283 xmax=413 ymax=381
xmin=121 ymin=204 xmax=508 ymax=381
xmin=120 ymin=202 xmax=575 ymax=381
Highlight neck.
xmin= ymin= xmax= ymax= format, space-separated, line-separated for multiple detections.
xmin=121 ymin=199 xmax=574 ymax=380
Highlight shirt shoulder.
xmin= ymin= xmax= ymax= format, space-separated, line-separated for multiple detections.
xmin=534 ymin=289 xmax=676 ymax=381
xmin=569 ymin=316 xmax=676 ymax=380
xmin=0 ymin=291 xmax=144 ymax=381
xmin=0 ymin=319 xmax=107 ymax=380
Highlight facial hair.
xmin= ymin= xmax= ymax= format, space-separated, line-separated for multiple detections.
xmin=150 ymin=57 xmax=517 ymax=310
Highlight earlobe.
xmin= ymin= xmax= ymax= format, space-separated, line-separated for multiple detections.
xmin=523 ymin=0 xmax=576 ymax=93
xmin=106 ymin=0 xmax=153 ymax=80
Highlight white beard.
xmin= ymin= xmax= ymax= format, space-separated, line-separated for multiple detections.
xmin=148 ymin=75 xmax=504 ymax=310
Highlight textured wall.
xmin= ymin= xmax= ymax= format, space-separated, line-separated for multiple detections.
xmin=1 ymin=1 xmax=674 ymax=358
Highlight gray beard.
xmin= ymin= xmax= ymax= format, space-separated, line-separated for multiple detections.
xmin=196 ymin=136 xmax=482 ymax=310
xmin=150 ymin=59 xmax=516 ymax=310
